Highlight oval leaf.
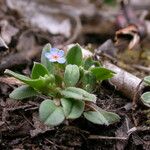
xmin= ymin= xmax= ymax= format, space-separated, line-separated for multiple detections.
xmin=39 ymin=99 xmax=65 ymax=126
xmin=41 ymin=43 xmax=54 ymax=73
xmin=84 ymin=110 xmax=120 ymax=125
xmin=31 ymin=62 xmax=49 ymax=79
xmin=91 ymin=67 xmax=115 ymax=81
xmin=61 ymin=98 xmax=84 ymax=119
xmin=141 ymin=92 xmax=150 ymax=107
xmin=64 ymin=64 xmax=80 ymax=87
xmin=144 ymin=76 xmax=150 ymax=85
xmin=66 ymin=44 xmax=82 ymax=66
xmin=61 ymin=87 xmax=96 ymax=103
xmin=10 ymin=85 xmax=38 ymax=100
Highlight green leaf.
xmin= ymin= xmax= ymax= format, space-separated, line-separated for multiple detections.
xmin=64 ymin=64 xmax=80 ymax=87
xmin=100 ymin=110 xmax=120 ymax=124
xmin=10 ymin=85 xmax=38 ymax=100
xmin=31 ymin=62 xmax=49 ymax=79
xmin=61 ymin=87 xmax=96 ymax=103
xmin=5 ymin=69 xmax=50 ymax=92
xmin=5 ymin=69 xmax=31 ymax=81
xmin=141 ymin=92 xmax=150 ymax=107
xmin=91 ymin=67 xmax=115 ymax=81
xmin=84 ymin=109 xmax=120 ymax=125
xmin=82 ymin=71 xmax=96 ymax=92
xmin=144 ymin=76 xmax=150 ymax=85
xmin=61 ymin=98 xmax=84 ymax=119
xmin=39 ymin=99 xmax=65 ymax=126
xmin=66 ymin=44 xmax=82 ymax=66
xmin=41 ymin=43 xmax=54 ymax=73
xmin=84 ymin=57 xmax=101 ymax=70
xmin=55 ymin=74 xmax=63 ymax=87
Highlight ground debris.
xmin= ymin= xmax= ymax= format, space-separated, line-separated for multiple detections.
xmin=30 ymin=113 xmax=55 ymax=138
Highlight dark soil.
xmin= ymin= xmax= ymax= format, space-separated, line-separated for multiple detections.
xmin=0 ymin=80 xmax=149 ymax=149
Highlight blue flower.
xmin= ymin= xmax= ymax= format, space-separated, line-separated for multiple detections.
xmin=45 ymin=48 xmax=66 ymax=64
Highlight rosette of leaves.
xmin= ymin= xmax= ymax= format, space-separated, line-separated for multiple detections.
xmin=4 ymin=43 xmax=120 ymax=126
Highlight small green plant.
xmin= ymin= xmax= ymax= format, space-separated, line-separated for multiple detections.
xmin=4 ymin=43 xmax=120 ymax=126
xmin=141 ymin=76 xmax=150 ymax=107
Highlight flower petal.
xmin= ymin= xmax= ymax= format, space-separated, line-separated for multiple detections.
xmin=45 ymin=52 xmax=51 ymax=59
xmin=50 ymin=48 xmax=59 ymax=54
xmin=49 ymin=58 xmax=57 ymax=62
xmin=57 ymin=57 xmax=66 ymax=64
xmin=57 ymin=50 xmax=64 ymax=57
xmin=45 ymin=52 xmax=57 ymax=62
xmin=45 ymin=48 xmax=65 ymax=64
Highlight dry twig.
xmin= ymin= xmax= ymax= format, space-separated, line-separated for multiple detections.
xmin=88 ymin=135 xmax=127 ymax=140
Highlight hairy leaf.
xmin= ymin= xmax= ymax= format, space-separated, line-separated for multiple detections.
xmin=61 ymin=87 xmax=96 ymax=103
xmin=41 ymin=43 xmax=54 ymax=73
xmin=66 ymin=44 xmax=82 ymax=66
xmin=61 ymin=98 xmax=84 ymax=119
xmin=31 ymin=62 xmax=49 ymax=79
xmin=10 ymin=85 xmax=38 ymax=100
xmin=64 ymin=64 xmax=80 ymax=87
xmin=91 ymin=67 xmax=115 ymax=80
xmin=144 ymin=76 xmax=150 ymax=85
xmin=84 ymin=110 xmax=120 ymax=125
xmin=39 ymin=99 xmax=65 ymax=126
xmin=141 ymin=92 xmax=150 ymax=107
xmin=5 ymin=69 xmax=50 ymax=92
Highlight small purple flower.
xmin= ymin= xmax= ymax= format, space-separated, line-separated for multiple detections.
xmin=45 ymin=48 xmax=66 ymax=64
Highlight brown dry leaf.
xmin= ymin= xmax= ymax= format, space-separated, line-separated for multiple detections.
xmin=30 ymin=113 xmax=54 ymax=138
xmin=0 ymin=77 xmax=23 ymax=85
xmin=6 ymin=0 xmax=96 ymax=40
xmin=0 ymin=20 xmax=19 ymax=44
xmin=0 ymin=29 xmax=41 ymax=72
xmin=0 ymin=36 xmax=8 ymax=51
xmin=115 ymin=25 xmax=140 ymax=50
xmin=97 ymin=39 xmax=117 ymax=57
xmin=6 ymin=0 xmax=72 ymax=38
xmin=16 ymin=30 xmax=36 ymax=52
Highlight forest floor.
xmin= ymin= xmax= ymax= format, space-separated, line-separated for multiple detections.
xmin=0 ymin=0 xmax=150 ymax=149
